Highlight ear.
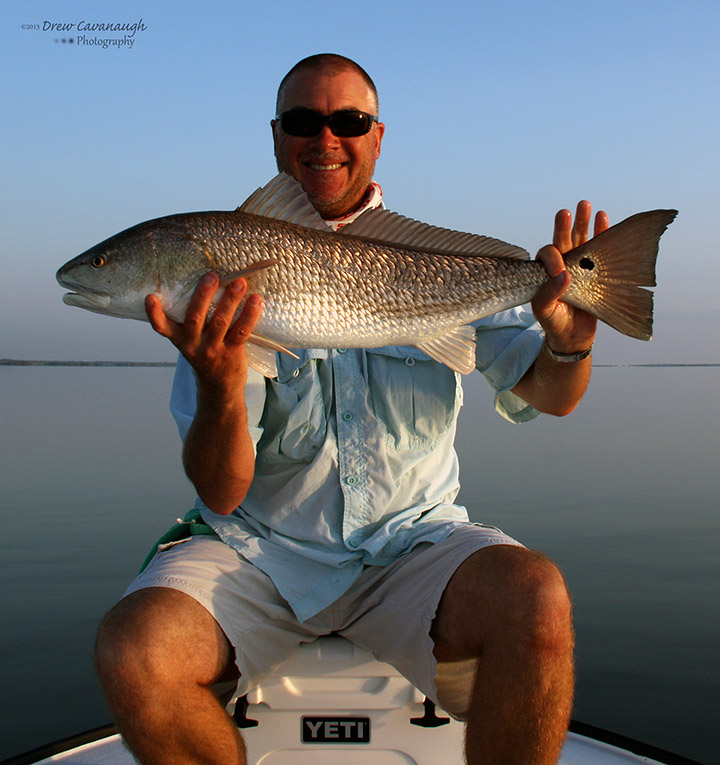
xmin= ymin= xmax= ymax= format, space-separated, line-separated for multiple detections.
xmin=271 ymin=119 xmax=279 ymax=156
xmin=374 ymin=121 xmax=385 ymax=159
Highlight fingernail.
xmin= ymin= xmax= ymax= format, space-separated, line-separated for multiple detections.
xmin=201 ymin=273 xmax=216 ymax=286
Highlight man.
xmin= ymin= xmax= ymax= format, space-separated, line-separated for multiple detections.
xmin=95 ymin=54 xmax=608 ymax=764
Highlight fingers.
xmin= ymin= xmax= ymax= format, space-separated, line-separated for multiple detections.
xmin=203 ymin=277 xmax=247 ymax=345
xmin=531 ymin=260 xmax=571 ymax=318
xmin=571 ymin=200 xmax=593 ymax=246
xmin=145 ymin=273 xmax=263 ymax=357
xmin=535 ymin=244 xmax=566 ymax=280
xmin=145 ymin=294 xmax=178 ymax=339
xmin=226 ymin=293 xmax=263 ymax=347
xmin=552 ymin=209 xmax=573 ymax=253
xmin=183 ymin=273 xmax=223 ymax=343
xmin=553 ymin=201 xmax=593 ymax=253
xmin=551 ymin=201 xmax=609 ymax=255
xmin=594 ymin=209 xmax=609 ymax=236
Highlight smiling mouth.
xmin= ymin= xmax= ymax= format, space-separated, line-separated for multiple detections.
xmin=304 ymin=162 xmax=345 ymax=171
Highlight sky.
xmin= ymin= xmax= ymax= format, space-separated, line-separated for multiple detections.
xmin=2 ymin=0 xmax=719 ymax=364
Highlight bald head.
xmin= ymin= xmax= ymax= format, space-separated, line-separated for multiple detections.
xmin=276 ymin=54 xmax=379 ymax=116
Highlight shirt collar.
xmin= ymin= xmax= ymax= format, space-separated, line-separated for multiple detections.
xmin=325 ymin=182 xmax=384 ymax=231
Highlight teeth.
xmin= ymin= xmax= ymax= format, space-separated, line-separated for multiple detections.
xmin=307 ymin=163 xmax=343 ymax=171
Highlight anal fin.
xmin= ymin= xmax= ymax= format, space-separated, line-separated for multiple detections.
xmin=416 ymin=325 xmax=477 ymax=375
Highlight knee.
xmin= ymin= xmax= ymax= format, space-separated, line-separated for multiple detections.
xmin=95 ymin=587 xmax=235 ymax=699
xmin=434 ymin=545 xmax=573 ymax=662
xmin=94 ymin=591 xmax=177 ymax=692
xmin=510 ymin=552 xmax=573 ymax=655
xmin=95 ymin=597 xmax=147 ymax=691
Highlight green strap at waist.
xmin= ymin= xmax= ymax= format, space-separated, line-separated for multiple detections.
xmin=139 ymin=508 xmax=217 ymax=573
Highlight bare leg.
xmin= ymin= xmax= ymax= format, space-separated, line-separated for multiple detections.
xmin=95 ymin=588 xmax=246 ymax=764
xmin=431 ymin=545 xmax=574 ymax=764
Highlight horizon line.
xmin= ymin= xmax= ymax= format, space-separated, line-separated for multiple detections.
xmin=2 ymin=359 xmax=719 ymax=369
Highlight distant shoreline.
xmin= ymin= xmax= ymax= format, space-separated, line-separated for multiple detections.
xmin=0 ymin=359 xmax=176 ymax=367
xmin=1 ymin=359 xmax=718 ymax=368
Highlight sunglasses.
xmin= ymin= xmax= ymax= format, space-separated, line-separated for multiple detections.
xmin=276 ymin=109 xmax=378 ymax=138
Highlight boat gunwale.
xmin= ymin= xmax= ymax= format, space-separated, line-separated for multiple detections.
xmin=0 ymin=720 xmax=705 ymax=765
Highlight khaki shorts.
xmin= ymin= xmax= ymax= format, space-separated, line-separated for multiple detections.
xmin=123 ymin=523 xmax=522 ymax=718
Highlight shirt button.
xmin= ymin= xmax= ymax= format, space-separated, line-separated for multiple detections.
xmin=345 ymin=475 xmax=358 ymax=485
xmin=337 ymin=348 xmax=347 ymax=354
xmin=347 ymin=537 xmax=359 ymax=548
xmin=342 ymin=411 xmax=354 ymax=421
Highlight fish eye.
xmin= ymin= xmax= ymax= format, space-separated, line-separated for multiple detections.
xmin=91 ymin=255 xmax=107 ymax=268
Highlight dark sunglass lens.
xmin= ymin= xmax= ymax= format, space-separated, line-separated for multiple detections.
xmin=281 ymin=110 xmax=323 ymax=137
xmin=331 ymin=111 xmax=370 ymax=137
xmin=279 ymin=110 xmax=374 ymax=137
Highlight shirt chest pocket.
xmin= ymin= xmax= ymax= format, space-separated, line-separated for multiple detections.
xmin=365 ymin=347 xmax=462 ymax=451
xmin=260 ymin=350 xmax=330 ymax=462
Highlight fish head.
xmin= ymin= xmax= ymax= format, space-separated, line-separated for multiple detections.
xmin=56 ymin=219 xmax=206 ymax=321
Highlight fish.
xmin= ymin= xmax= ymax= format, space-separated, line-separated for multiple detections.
xmin=57 ymin=172 xmax=677 ymax=377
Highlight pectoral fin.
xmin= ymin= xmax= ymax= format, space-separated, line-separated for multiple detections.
xmin=245 ymin=342 xmax=278 ymax=378
xmin=219 ymin=259 xmax=279 ymax=288
xmin=244 ymin=333 xmax=298 ymax=378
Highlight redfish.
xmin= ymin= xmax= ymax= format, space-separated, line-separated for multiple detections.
xmin=57 ymin=173 xmax=676 ymax=376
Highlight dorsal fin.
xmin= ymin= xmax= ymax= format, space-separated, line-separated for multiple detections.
xmin=238 ymin=173 xmax=328 ymax=231
xmin=239 ymin=173 xmax=530 ymax=261
xmin=340 ymin=207 xmax=530 ymax=260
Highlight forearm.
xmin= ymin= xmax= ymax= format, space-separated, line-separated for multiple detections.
xmin=145 ymin=275 xmax=264 ymax=515
xmin=512 ymin=341 xmax=592 ymax=416
xmin=183 ymin=383 xmax=256 ymax=515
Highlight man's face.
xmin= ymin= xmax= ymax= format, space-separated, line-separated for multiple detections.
xmin=272 ymin=68 xmax=384 ymax=219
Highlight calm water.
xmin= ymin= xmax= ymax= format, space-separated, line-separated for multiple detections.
xmin=0 ymin=366 xmax=718 ymax=762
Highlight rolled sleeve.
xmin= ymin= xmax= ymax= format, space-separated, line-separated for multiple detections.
xmin=473 ymin=309 xmax=544 ymax=423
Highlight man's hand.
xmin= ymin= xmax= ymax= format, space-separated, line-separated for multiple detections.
xmin=145 ymin=273 xmax=263 ymax=395
xmin=512 ymin=201 xmax=609 ymax=416
xmin=145 ymin=273 xmax=264 ymax=514
xmin=531 ymin=201 xmax=609 ymax=353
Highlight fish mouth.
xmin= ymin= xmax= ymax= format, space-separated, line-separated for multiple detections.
xmin=61 ymin=290 xmax=112 ymax=311
xmin=57 ymin=268 xmax=112 ymax=311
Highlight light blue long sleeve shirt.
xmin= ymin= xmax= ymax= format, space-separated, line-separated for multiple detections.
xmin=169 ymin=310 xmax=543 ymax=622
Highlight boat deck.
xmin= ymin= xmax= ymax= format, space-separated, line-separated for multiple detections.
xmin=6 ymin=637 xmax=701 ymax=765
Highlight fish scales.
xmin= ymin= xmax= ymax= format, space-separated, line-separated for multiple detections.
xmin=56 ymin=173 xmax=677 ymax=376
xmin=187 ymin=212 xmax=543 ymax=348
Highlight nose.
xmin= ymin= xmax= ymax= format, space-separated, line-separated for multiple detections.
xmin=309 ymin=123 xmax=341 ymax=149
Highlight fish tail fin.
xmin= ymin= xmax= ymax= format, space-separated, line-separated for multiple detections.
xmin=563 ymin=209 xmax=677 ymax=340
